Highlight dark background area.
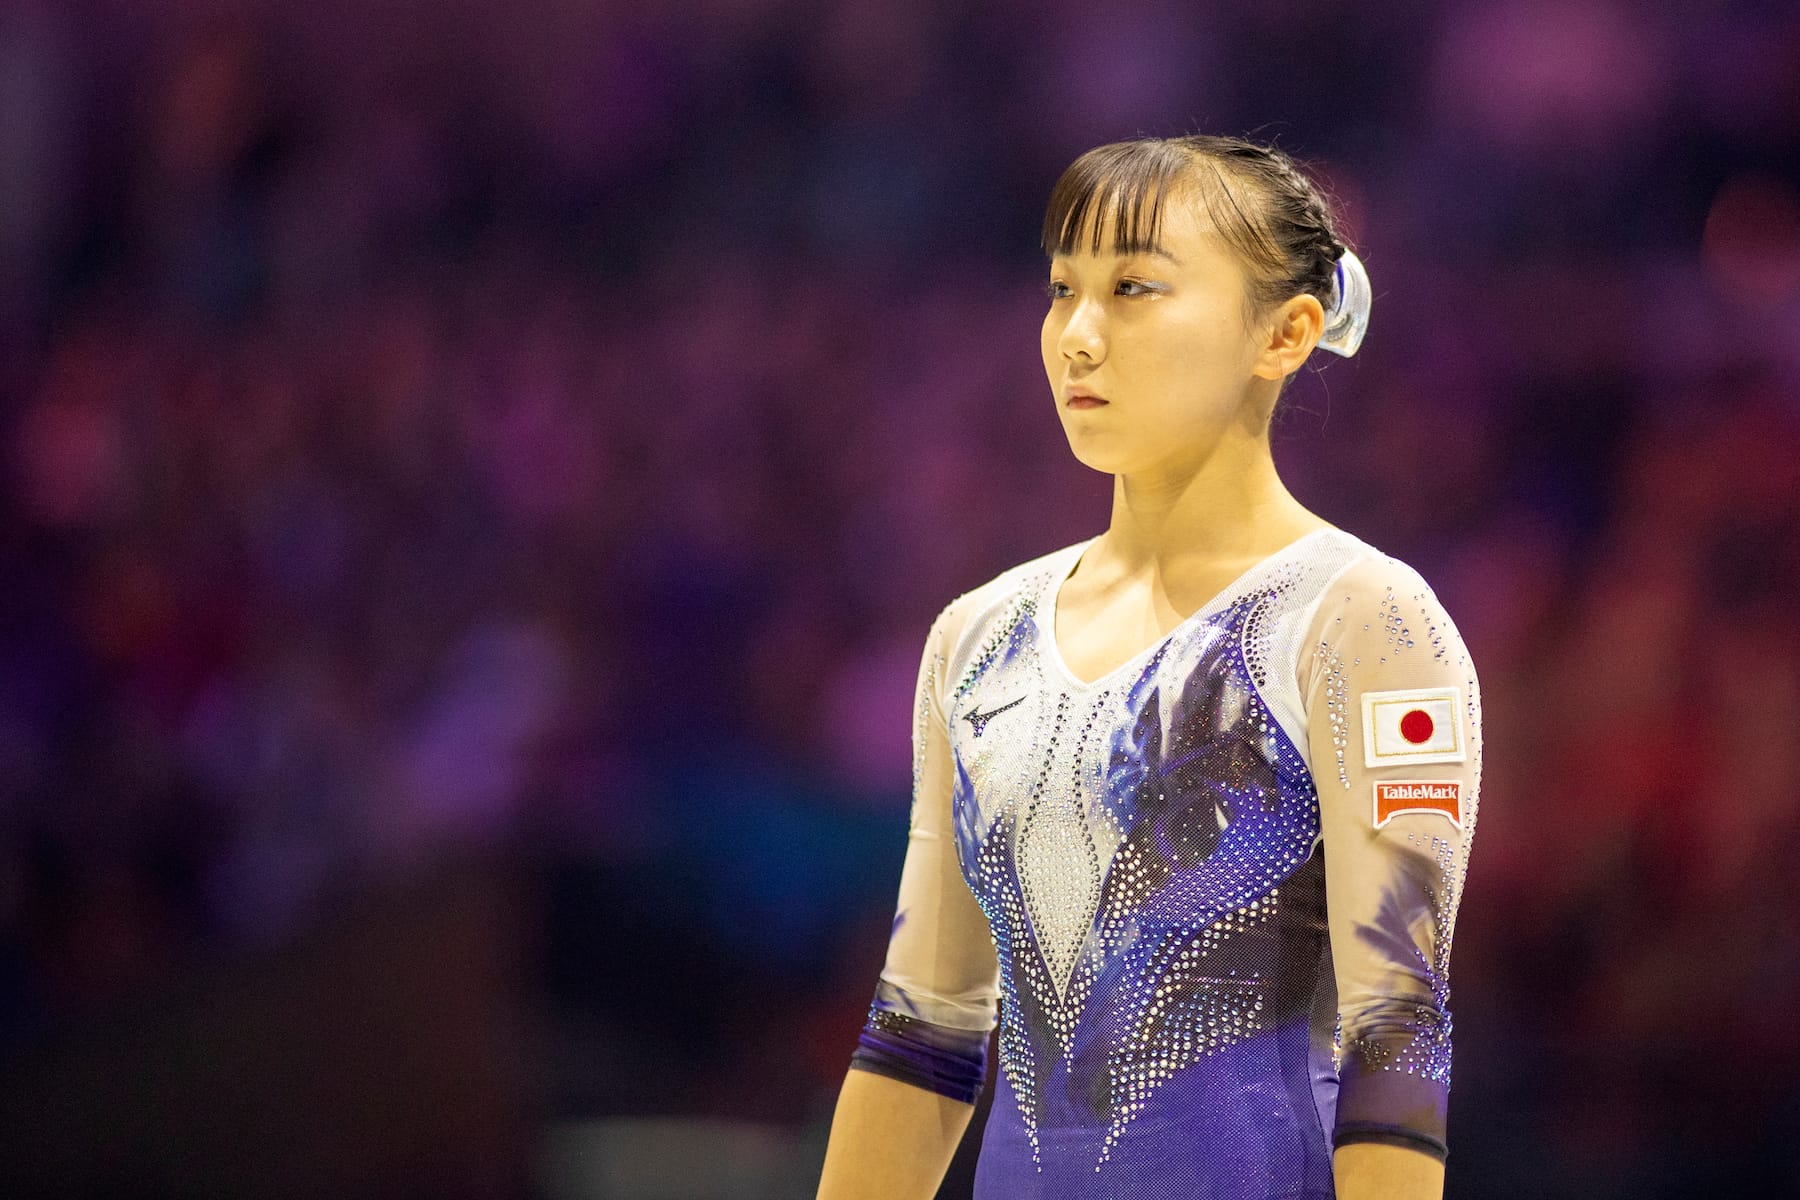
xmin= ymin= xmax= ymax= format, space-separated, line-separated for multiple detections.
xmin=2 ymin=1 xmax=1799 ymax=1196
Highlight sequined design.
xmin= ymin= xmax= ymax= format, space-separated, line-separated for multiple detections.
xmin=859 ymin=530 xmax=1483 ymax=1198
xmin=1327 ymin=583 xmax=1481 ymax=1095
xmin=1016 ymin=692 xmax=1097 ymax=1001
xmin=1313 ymin=643 xmax=1353 ymax=790
xmin=909 ymin=642 xmax=947 ymax=825
xmin=946 ymin=532 xmax=1367 ymax=1194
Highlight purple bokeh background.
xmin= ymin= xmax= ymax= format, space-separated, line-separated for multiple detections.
xmin=2 ymin=1 xmax=1799 ymax=1196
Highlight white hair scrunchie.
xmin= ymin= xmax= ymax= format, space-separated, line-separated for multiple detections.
xmin=1315 ymin=248 xmax=1371 ymax=358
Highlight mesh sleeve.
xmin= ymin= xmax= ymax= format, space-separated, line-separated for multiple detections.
xmin=1302 ymin=553 xmax=1483 ymax=1161
xmin=847 ymin=600 xmax=1001 ymax=1104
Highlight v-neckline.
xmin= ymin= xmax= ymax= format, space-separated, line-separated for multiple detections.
xmin=1038 ymin=528 xmax=1337 ymax=691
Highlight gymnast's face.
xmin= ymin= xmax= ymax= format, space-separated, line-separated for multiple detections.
xmin=1041 ymin=184 xmax=1300 ymax=478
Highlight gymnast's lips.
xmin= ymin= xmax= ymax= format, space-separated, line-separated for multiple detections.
xmin=1066 ymin=389 xmax=1108 ymax=408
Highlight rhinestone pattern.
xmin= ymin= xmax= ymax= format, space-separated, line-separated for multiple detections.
xmin=1319 ymin=573 xmax=1482 ymax=1097
xmin=1016 ymin=692 xmax=1098 ymax=1001
xmin=942 ymin=534 xmax=1370 ymax=1182
xmin=1313 ymin=643 xmax=1353 ymax=790
xmin=870 ymin=530 xmax=1480 ymax=1195
xmin=910 ymin=638 xmax=947 ymax=826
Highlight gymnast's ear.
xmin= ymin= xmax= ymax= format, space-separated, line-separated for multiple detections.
xmin=1250 ymin=292 xmax=1326 ymax=383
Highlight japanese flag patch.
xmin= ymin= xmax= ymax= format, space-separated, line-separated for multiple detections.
xmin=1361 ymin=686 xmax=1465 ymax=767
xmin=1373 ymin=780 xmax=1463 ymax=829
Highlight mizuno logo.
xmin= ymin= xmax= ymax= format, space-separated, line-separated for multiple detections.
xmin=964 ymin=694 xmax=1025 ymax=737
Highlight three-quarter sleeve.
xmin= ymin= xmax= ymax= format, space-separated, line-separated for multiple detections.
xmin=1301 ymin=553 xmax=1483 ymax=1161
xmin=847 ymin=598 xmax=1002 ymax=1104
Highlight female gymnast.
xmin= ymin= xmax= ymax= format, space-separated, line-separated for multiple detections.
xmin=816 ymin=133 xmax=1481 ymax=1200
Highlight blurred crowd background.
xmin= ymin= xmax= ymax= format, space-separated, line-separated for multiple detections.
xmin=2 ymin=0 xmax=1799 ymax=1196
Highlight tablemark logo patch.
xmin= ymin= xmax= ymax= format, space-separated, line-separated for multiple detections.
xmin=1373 ymin=780 xmax=1463 ymax=829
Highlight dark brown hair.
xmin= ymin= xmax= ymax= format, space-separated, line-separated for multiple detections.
xmin=1041 ymin=134 xmax=1352 ymax=333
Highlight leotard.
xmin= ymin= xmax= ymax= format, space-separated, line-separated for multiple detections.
xmin=848 ymin=527 xmax=1482 ymax=1198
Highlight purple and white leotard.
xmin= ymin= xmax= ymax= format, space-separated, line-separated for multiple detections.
xmin=849 ymin=527 xmax=1482 ymax=1199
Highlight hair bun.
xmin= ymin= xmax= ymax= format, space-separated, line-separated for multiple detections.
xmin=1316 ymin=248 xmax=1370 ymax=358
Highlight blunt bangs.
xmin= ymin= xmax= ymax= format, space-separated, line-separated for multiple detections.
xmin=1040 ymin=140 xmax=1195 ymax=260
xmin=1040 ymin=137 xmax=1292 ymax=309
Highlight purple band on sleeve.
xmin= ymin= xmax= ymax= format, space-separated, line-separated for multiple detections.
xmin=1333 ymin=1057 xmax=1450 ymax=1161
xmin=848 ymin=1007 xmax=989 ymax=1105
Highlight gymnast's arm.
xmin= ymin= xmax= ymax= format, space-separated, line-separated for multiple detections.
xmin=816 ymin=1070 xmax=980 ymax=1200
xmin=1302 ymin=554 xmax=1484 ymax=1200
xmin=817 ymin=595 xmax=1001 ymax=1200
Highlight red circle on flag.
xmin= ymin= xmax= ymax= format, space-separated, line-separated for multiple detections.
xmin=1399 ymin=709 xmax=1435 ymax=744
